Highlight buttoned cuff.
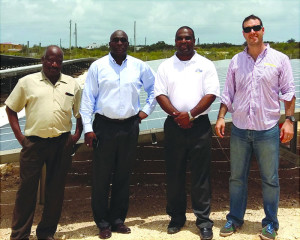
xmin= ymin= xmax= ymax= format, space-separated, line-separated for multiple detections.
xmin=83 ymin=124 xmax=93 ymax=134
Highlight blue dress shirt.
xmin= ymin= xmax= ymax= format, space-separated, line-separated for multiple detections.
xmin=80 ymin=53 xmax=157 ymax=133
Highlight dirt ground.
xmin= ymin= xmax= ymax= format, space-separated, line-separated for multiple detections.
xmin=1 ymin=158 xmax=299 ymax=240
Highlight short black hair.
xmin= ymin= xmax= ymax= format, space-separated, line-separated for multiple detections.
xmin=175 ymin=26 xmax=195 ymax=40
xmin=242 ymin=14 xmax=263 ymax=28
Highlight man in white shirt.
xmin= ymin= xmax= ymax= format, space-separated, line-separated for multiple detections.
xmin=154 ymin=26 xmax=220 ymax=240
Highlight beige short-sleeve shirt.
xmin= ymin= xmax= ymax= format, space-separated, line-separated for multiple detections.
xmin=5 ymin=71 xmax=82 ymax=138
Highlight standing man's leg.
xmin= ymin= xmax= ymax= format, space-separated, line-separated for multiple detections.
xmin=164 ymin=116 xmax=187 ymax=228
xmin=91 ymin=118 xmax=117 ymax=229
xmin=36 ymin=133 xmax=73 ymax=239
xmin=11 ymin=137 xmax=45 ymax=240
xmin=188 ymin=116 xmax=213 ymax=229
xmin=109 ymin=118 xmax=139 ymax=226
xmin=227 ymin=125 xmax=253 ymax=227
xmin=253 ymin=125 xmax=280 ymax=230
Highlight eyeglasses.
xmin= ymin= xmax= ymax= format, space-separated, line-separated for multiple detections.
xmin=111 ymin=37 xmax=128 ymax=43
xmin=243 ymin=25 xmax=262 ymax=33
xmin=176 ymin=36 xmax=193 ymax=41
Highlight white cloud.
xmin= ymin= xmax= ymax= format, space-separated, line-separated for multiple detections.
xmin=0 ymin=0 xmax=299 ymax=47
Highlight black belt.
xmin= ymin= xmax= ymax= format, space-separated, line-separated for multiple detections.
xmin=95 ymin=113 xmax=139 ymax=123
xmin=27 ymin=132 xmax=70 ymax=141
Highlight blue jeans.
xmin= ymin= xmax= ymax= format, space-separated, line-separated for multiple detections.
xmin=227 ymin=124 xmax=280 ymax=230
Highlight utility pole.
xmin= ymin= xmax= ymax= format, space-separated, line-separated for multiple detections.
xmin=27 ymin=41 xmax=29 ymax=56
xmin=75 ymin=23 xmax=77 ymax=48
xmin=60 ymin=38 xmax=62 ymax=48
xmin=145 ymin=37 xmax=146 ymax=46
xmin=134 ymin=21 xmax=136 ymax=52
xmin=69 ymin=20 xmax=72 ymax=53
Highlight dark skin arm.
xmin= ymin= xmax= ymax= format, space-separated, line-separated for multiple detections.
xmin=177 ymin=94 xmax=216 ymax=127
xmin=71 ymin=117 xmax=83 ymax=144
xmin=6 ymin=106 xmax=25 ymax=145
xmin=156 ymin=94 xmax=187 ymax=126
xmin=7 ymin=106 xmax=83 ymax=146
xmin=156 ymin=94 xmax=216 ymax=129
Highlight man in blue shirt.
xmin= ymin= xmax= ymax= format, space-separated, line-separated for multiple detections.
xmin=80 ymin=30 xmax=156 ymax=239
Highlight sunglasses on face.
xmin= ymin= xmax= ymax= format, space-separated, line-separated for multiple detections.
xmin=176 ymin=36 xmax=193 ymax=41
xmin=111 ymin=37 xmax=128 ymax=43
xmin=243 ymin=25 xmax=262 ymax=33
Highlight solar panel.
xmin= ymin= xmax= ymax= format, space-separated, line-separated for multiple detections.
xmin=1 ymin=59 xmax=299 ymax=151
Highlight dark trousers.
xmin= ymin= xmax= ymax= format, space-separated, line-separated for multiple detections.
xmin=164 ymin=115 xmax=213 ymax=229
xmin=92 ymin=114 xmax=139 ymax=229
xmin=10 ymin=132 xmax=73 ymax=240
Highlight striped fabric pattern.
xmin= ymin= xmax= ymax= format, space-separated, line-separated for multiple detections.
xmin=221 ymin=44 xmax=295 ymax=130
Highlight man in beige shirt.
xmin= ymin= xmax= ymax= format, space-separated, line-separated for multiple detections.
xmin=5 ymin=45 xmax=82 ymax=240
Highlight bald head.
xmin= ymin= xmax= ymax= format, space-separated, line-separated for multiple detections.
xmin=42 ymin=45 xmax=64 ymax=83
xmin=110 ymin=30 xmax=128 ymax=42
xmin=43 ymin=45 xmax=63 ymax=59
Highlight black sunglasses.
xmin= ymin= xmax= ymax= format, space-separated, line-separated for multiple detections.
xmin=176 ymin=36 xmax=193 ymax=41
xmin=243 ymin=25 xmax=262 ymax=33
xmin=111 ymin=37 xmax=128 ymax=43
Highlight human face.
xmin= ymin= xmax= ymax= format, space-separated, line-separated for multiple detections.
xmin=42 ymin=46 xmax=63 ymax=81
xmin=175 ymin=28 xmax=195 ymax=60
xmin=109 ymin=31 xmax=129 ymax=58
xmin=243 ymin=18 xmax=264 ymax=47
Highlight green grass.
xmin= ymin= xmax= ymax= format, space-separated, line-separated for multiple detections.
xmin=2 ymin=42 xmax=299 ymax=61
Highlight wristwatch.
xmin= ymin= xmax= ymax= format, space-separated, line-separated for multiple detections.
xmin=285 ymin=116 xmax=295 ymax=122
xmin=188 ymin=111 xmax=195 ymax=121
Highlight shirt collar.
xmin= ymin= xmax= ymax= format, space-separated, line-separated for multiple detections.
xmin=243 ymin=43 xmax=269 ymax=58
xmin=174 ymin=50 xmax=197 ymax=64
xmin=41 ymin=71 xmax=66 ymax=84
xmin=109 ymin=52 xmax=128 ymax=64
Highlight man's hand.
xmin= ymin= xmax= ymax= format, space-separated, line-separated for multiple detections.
xmin=17 ymin=134 xmax=26 ymax=146
xmin=215 ymin=118 xmax=225 ymax=138
xmin=174 ymin=112 xmax=193 ymax=129
xmin=84 ymin=132 xmax=97 ymax=148
xmin=280 ymin=120 xmax=294 ymax=143
xmin=138 ymin=111 xmax=148 ymax=123
xmin=71 ymin=133 xmax=81 ymax=145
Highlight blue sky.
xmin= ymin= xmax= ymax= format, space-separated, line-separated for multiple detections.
xmin=0 ymin=0 xmax=299 ymax=48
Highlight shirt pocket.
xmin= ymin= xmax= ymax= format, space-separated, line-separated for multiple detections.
xmin=261 ymin=66 xmax=280 ymax=85
xmin=56 ymin=91 xmax=74 ymax=114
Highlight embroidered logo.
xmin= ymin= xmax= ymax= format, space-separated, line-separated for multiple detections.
xmin=195 ymin=68 xmax=203 ymax=73
xmin=264 ymin=62 xmax=277 ymax=67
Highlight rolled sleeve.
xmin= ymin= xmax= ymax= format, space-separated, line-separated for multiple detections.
xmin=220 ymin=61 xmax=235 ymax=113
xmin=279 ymin=57 xmax=295 ymax=102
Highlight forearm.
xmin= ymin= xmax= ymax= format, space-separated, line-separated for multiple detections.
xmin=156 ymin=95 xmax=179 ymax=116
xmin=190 ymin=94 xmax=216 ymax=117
xmin=74 ymin=117 xmax=83 ymax=137
xmin=6 ymin=106 xmax=24 ymax=143
xmin=284 ymin=96 xmax=295 ymax=116
xmin=217 ymin=103 xmax=229 ymax=119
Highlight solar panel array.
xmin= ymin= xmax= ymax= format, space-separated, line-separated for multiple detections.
xmin=1 ymin=59 xmax=299 ymax=151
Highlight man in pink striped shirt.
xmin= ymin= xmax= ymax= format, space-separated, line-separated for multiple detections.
xmin=215 ymin=14 xmax=295 ymax=240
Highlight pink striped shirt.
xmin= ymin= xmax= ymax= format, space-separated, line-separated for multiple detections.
xmin=221 ymin=44 xmax=295 ymax=130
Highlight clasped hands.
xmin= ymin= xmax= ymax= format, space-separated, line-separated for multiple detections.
xmin=173 ymin=112 xmax=193 ymax=129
